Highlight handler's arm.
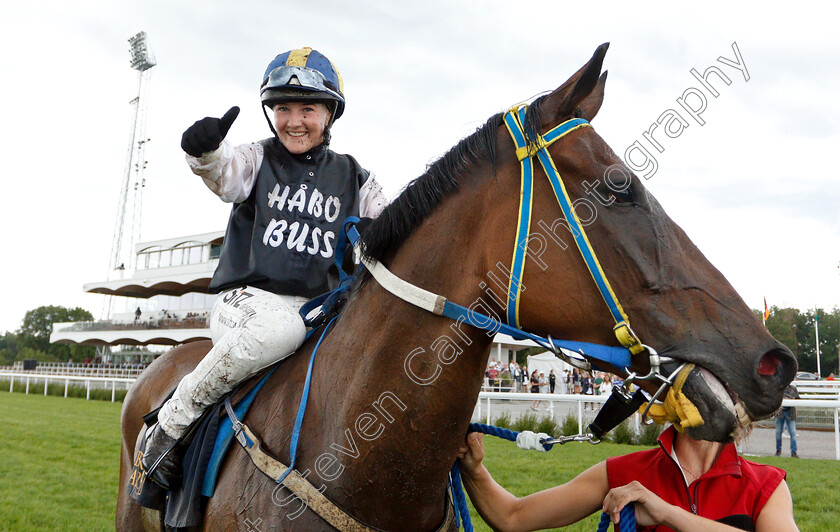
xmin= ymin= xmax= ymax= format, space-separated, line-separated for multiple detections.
xmin=755 ymin=480 xmax=799 ymax=532
xmin=457 ymin=432 xmax=607 ymax=532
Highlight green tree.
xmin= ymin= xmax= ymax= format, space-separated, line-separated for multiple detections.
xmin=813 ymin=308 xmax=840 ymax=377
xmin=0 ymin=331 xmax=19 ymax=366
xmin=16 ymin=305 xmax=95 ymax=362
xmin=515 ymin=346 xmax=544 ymax=366
xmin=758 ymin=306 xmax=840 ymax=377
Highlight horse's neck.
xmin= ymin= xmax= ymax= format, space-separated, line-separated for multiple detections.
xmin=333 ymin=234 xmax=495 ymax=426
xmin=313 ymin=222 xmax=496 ymax=522
xmin=335 ymin=270 xmax=495 ymax=418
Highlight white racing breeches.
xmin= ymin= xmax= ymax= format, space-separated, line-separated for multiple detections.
xmin=157 ymin=286 xmax=308 ymax=438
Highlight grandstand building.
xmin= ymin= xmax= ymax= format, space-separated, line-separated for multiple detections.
xmin=50 ymin=231 xmax=224 ymax=351
xmin=49 ymin=229 xmax=532 ymax=366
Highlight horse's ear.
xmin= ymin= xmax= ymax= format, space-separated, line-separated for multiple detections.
xmin=544 ymin=43 xmax=609 ymax=121
xmin=576 ymin=71 xmax=607 ymax=121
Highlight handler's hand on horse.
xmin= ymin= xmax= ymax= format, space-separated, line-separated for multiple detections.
xmin=602 ymin=480 xmax=673 ymax=528
xmin=456 ymin=432 xmax=485 ymax=475
xmin=181 ymin=106 xmax=240 ymax=157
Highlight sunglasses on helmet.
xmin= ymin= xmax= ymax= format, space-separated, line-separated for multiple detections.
xmin=261 ymin=65 xmax=340 ymax=96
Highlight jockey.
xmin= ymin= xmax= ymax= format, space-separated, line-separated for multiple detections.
xmin=142 ymin=47 xmax=387 ymax=489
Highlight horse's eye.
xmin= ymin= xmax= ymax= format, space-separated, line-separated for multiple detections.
xmin=597 ymin=182 xmax=634 ymax=206
xmin=612 ymin=187 xmax=634 ymax=204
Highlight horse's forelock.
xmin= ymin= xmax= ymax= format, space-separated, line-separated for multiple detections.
xmin=523 ymin=95 xmax=547 ymax=145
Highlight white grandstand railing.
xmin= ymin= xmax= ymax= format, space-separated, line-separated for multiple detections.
xmin=0 ymin=371 xmax=134 ymax=402
xmin=475 ymin=384 xmax=840 ymax=460
xmin=792 ymin=380 xmax=840 ymax=398
xmin=1 ymin=362 xmax=148 ymax=378
xmin=2 ymin=371 xmax=838 ymax=458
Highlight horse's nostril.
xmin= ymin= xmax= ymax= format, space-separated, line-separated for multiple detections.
xmin=758 ymin=351 xmax=781 ymax=376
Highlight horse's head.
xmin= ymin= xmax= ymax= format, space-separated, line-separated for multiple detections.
xmin=482 ymin=44 xmax=796 ymax=442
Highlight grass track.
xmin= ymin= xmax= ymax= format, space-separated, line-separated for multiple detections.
xmin=0 ymin=392 xmax=121 ymax=531
xmin=0 ymin=392 xmax=837 ymax=531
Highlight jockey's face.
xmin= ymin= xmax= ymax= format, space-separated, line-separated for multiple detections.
xmin=273 ymin=101 xmax=331 ymax=154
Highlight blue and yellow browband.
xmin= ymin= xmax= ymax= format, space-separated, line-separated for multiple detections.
xmin=502 ymin=104 xmax=644 ymax=356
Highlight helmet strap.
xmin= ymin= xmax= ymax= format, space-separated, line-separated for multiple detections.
xmin=262 ymin=105 xmax=280 ymax=140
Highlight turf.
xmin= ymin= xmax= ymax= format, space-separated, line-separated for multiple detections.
xmin=0 ymin=392 xmax=121 ymax=531
xmin=0 ymin=392 xmax=837 ymax=531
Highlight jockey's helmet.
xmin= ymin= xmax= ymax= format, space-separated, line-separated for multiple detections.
xmin=260 ymin=47 xmax=345 ymax=124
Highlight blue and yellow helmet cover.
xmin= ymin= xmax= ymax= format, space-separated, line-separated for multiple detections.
xmin=261 ymin=47 xmax=345 ymax=119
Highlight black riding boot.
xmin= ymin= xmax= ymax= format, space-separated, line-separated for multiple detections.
xmin=141 ymin=423 xmax=183 ymax=490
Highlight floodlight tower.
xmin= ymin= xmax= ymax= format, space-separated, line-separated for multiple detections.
xmin=105 ymin=31 xmax=156 ymax=317
xmin=109 ymin=32 xmax=156 ymax=277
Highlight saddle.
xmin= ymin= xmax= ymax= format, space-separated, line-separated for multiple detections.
xmin=128 ymin=334 xmax=457 ymax=531
xmin=127 ymin=364 xmax=275 ymax=527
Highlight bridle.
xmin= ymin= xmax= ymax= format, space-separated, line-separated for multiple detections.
xmin=501 ymin=104 xmax=687 ymax=429
xmin=502 ymin=105 xmax=644 ymax=353
xmin=328 ymin=103 xmax=691 ymax=438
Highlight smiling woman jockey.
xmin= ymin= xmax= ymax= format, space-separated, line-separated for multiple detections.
xmin=141 ymin=47 xmax=387 ymax=489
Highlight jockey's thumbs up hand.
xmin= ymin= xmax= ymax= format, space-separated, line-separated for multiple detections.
xmin=181 ymin=106 xmax=240 ymax=157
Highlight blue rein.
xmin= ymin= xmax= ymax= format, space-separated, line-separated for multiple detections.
xmin=338 ymin=219 xmax=632 ymax=373
xmin=274 ymin=316 xmax=338 ymax=485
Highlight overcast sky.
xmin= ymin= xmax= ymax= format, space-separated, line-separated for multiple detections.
xmin=1 ymin=1 xmax=838 ymax=333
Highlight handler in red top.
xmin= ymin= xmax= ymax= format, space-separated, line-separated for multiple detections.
xmin=457 ymin=424 xmax=798 ymax=531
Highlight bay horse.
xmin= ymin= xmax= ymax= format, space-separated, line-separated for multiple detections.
xmin=116 ymin=43 xmax=796 ymax=530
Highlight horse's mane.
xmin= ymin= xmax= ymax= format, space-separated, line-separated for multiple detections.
xmin=360 ymin=112 xmax=505 ymax=261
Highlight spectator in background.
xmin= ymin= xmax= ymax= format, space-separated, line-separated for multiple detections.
xmin=513 ymin=363 xmax=522 ymax=392
xmin=534 ymin=372 xmax=549 ymax=411
xmin=581 ymin=371 xmax=595 ymax=410
xmin=549 ymin=370 xmax=556 ymax=394
xmin=572 ymin=368 xmax=581 ymax=394
xmin=538 ymin=372 xmax=549 ymax=394
xmin=497 ymin=364 xmax=510 ymax=392
xmin=599 ymin=374 xmax=613 ymax=396
xmin=488 ymin=364 xmax=498 ymax=391
xmin=580 ymin=371 xmax=591 ymax=395
xmin=529 ymin=370 xmax=541 ymax=410
xmin=135 ymin=307 xmax=142 ymax=323
xmin=775 ymin=383 xmax=800 ymax=458
xmin=593 ymin=372 xmax=604 ymax=395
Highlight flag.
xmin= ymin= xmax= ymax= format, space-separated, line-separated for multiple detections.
xmin=764 ymin=298 xmax=770 ymax=321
